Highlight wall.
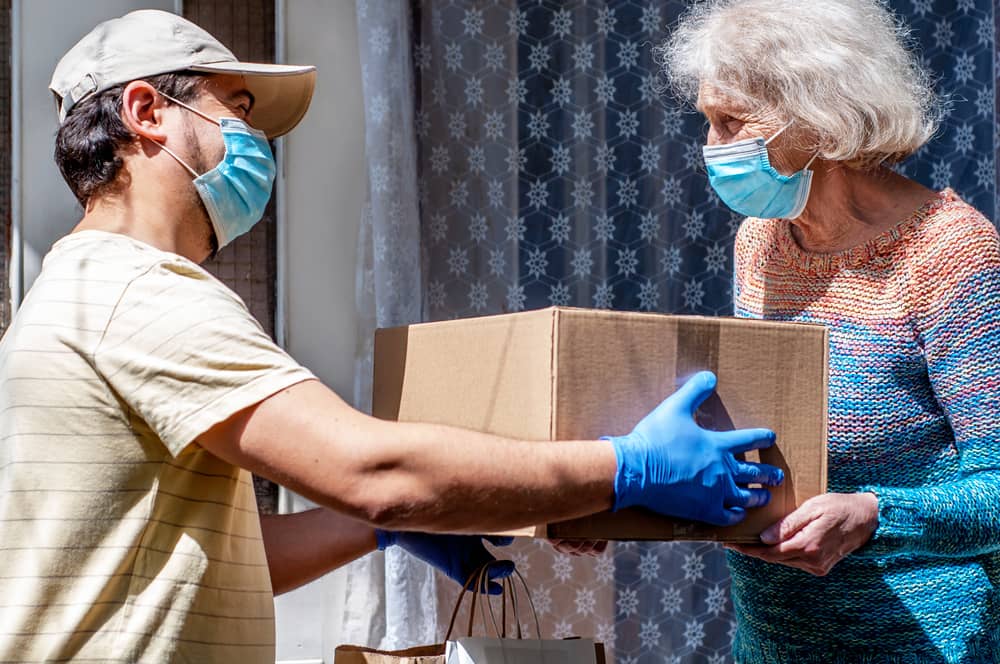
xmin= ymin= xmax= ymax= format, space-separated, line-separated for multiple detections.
xmin=0 ymin=0 xmax=9 ymax=328
xmin=185 ymin=0 xmax=279 ymax=340
xmin=281 ymin=0 xmax=365 ymax=401
xmin=13 ymin=0 xmax=176 ymax=299
xmin=274 ymin=0 xmax=367 ymax=662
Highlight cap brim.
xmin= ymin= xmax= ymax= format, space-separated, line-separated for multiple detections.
xmin=190 ymin=61 xmax=316 ymax=138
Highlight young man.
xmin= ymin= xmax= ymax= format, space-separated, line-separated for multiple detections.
xmin=0 ymin=10 xmax=782 ymax=663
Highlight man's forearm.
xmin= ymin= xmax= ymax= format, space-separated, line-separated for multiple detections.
xmin=334 ymin=418 xmax=618 ymax=532
xmin=260 ymin=508 xmax=377 ymax=595
xmin=203 ymin=380 xmax=617 ymax=534
xmin=266 ymin=414 xmax=617 ymax=533
xmin=204 ymin=374 xmax=781 ymax=540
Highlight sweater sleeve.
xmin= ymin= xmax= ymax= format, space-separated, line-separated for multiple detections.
xmin=860 ymin=213 xmax=1000 ymax=558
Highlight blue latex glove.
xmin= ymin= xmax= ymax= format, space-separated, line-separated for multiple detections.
xmin=606 ymin=371 xmax=784 ymax=527
xmin=375 ymin=531 xmax=515 ymax=595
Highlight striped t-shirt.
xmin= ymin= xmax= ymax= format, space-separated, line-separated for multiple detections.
xmin=0 ymin=230 xmax=314 ymax=663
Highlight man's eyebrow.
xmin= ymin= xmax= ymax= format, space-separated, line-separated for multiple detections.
xmin=228 ymin=89 xmax=255 ymax=110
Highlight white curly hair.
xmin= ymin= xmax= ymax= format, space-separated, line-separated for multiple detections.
xmin=656 ymin=0 xmax=943 ymax=167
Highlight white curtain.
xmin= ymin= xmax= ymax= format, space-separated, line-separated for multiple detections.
xmin=335 ymin=0 xmax=438 ymax=651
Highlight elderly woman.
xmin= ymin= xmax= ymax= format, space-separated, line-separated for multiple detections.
xmin=660 ymin=0 xmax=1000 ymax=662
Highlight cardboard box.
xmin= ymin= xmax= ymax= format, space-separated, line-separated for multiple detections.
xmin=372 ymin=307 xmax=828 ymax=543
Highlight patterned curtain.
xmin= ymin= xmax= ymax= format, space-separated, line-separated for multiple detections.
xmin=354 ymin=0 xmax=996 ymax=661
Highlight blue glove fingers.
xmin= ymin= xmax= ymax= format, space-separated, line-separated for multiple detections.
xmin=718 ymin=506 xmax=747 ymax=527
xmin=374 ymin=529 xmax=397 ymax=551
xmin=487 ymin=559 xmax=515 ymax=579
xmin=390 ymin=533 xmax=514 ymax=595
xmin=727 ymin=486 xmax=772 ymax=509
xmin=479 ymin=559 xmax=515 ymax=595
xmin=701 ymin=505 xmax=748 ymax=527
xmin=714 ymin=427 xmax=777 ymax=454
xmin=733 ymin=461 xmax=785 ymax=486
xmin=472 ymin=539 xmax=514 ymax=595
xmin=670 ymin=371 xmax=718 ymax=415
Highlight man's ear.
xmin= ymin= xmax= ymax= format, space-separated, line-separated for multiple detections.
xmin=121 ymin=80 xmax=170 ymax=144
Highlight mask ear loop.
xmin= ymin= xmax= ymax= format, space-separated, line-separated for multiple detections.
xmin=764 ymin=119 xmax=794 ymax=146
xmin=140 ymin=90 xmax=211 ymax=179
xmin=152 ymin=140 xmax=200 ymax=179
xmin=158 ymin=90 xmax=221 ymax=126
xmin=764 ymin=119 xmax=820 ymax=172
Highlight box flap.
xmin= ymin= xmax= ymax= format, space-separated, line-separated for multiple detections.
xmin=374 ymin=310 xmax=557 ymax=439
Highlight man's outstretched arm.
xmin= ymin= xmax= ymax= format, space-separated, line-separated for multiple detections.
xmin=200 ymin=379 xmax=617 ymax=533
xmin=199 ymin=371 xmax=782 ymax=535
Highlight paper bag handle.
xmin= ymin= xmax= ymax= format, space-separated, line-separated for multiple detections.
xmin=444 ymin=561 xmax=507 ymax=641
xmin=487 ymin=569 xmax=542 ymax=641
xmin=443 ymin=562 xmax=543 ymax=642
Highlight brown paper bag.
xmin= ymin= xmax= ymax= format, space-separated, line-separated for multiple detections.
xmin=334 ymin=564 xmax=607 ymax=664
xmin=334 ymin=643 xmax=446 ymax=664
xmin=445 ymin=636 xmax=599 ymax=663
xmin=332 ymin=562 xmax=486 ymax=664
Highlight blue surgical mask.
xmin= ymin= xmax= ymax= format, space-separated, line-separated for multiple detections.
xmin=702 ymin=122 xmax=817 ymax=220
xmin=155 ymin=93 xmax=276 ymax=249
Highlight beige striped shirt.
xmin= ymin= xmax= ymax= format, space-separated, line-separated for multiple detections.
xmin=0 ymin=230 xmax=314 ymax=662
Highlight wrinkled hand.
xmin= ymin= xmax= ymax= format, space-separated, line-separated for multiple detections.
xmin=376 ymin=531 xmax=515 ymax=594
xmin=607 ymin=371 xmax=784 ymax=527
xmin=548 ymin=539 xmax=608 ymax=556
xmin=728 ymin=493 xmax=879 ymax=576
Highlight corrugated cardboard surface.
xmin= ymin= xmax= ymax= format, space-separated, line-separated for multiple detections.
xmin=373 ymin=310 xmax=555 ymax=442
xmin=373 ymin=307 xmax=828 ymax=542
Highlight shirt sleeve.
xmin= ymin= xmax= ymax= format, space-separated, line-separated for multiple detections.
xmin=860 ymin=213 xmax=1000 ymax=558
xmin=93 ymin=259 xmax=316 ymax=456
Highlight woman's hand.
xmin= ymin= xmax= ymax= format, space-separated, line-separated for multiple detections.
xmin=549 ymin=539 xmax=608 ymax=556
xmin=728 ymin=493 xmax=879 ymax=576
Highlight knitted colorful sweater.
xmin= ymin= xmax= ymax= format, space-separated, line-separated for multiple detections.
xmin=729 ymin=189 xmax=1000 ymax=664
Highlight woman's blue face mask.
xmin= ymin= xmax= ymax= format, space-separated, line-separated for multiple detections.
xmin=702 ymin=121 xmax=817 ymax=220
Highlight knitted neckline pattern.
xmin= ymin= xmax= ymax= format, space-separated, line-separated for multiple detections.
xmin=770 ymin=188 xmax=956 ymax=275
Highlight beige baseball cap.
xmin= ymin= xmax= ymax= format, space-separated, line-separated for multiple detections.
xmin=49 ymin=9 xmax=316 ymax=138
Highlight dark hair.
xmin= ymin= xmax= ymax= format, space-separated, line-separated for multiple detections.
xmin=54 ymin=72 xmax=207 ymax=206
